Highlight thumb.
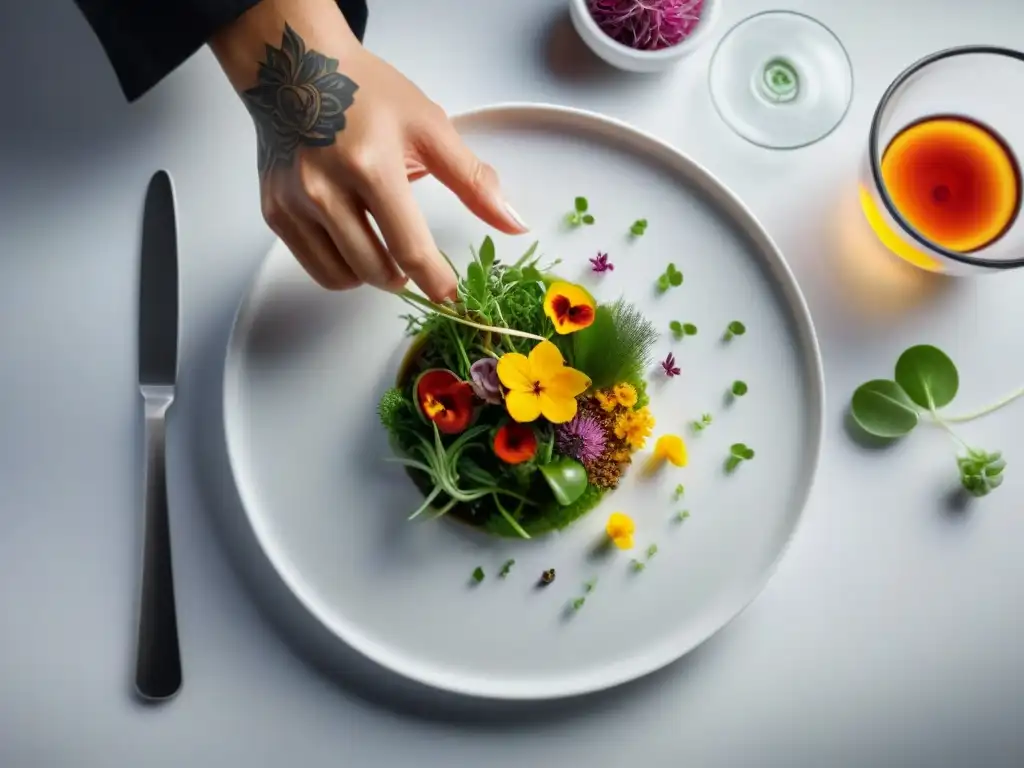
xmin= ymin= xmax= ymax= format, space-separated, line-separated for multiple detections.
xmin=420 ymin=120 xmax=528 ymax=235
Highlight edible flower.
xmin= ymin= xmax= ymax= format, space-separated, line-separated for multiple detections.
xmin=497 ymin=340 xmax=591 ymax=424
xmin=493 ymin=422 xmax=538 ymax=464
xmin=661 ymin=351 xmax=681 ymax=377
xmin=414 ymin=369 xmax=476 ymax=434
xmin=554 ymin=413 xmax=607 ymax=465
xmin=589 ymin=252 xmax=614 ymax=273
xmin=612 ymin=382 xmax=638 ymax=409
xmin=605 ymin=512 xmax=636 ymax=550
xmin=614 ymin=406 xmax=655 ymax=450
xmin=543 ymin=281 xmax=596 ymax=335
xmin=651 ymin=434 xmax=684 ymax=468
xmin=469 ymin=357 xmax=502 ymax=405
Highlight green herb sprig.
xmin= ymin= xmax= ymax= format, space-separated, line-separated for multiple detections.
xmin=673 ymin=484 xmax=685 ymax=500
xmin=566 ymin=196 xmax=595 ymax=227
xmin=725 ymin=443 xmax=755 ymax=472
xmin=630 ymin=219 xmax=649 ymax=237
xmin=499 ymin=559 xmax=515 ymax=578
xmin=669 ymin=321 xmax=698 ymax=340
xmin=657 ymin=263 xmax=683 ymax=293
xmin=472 ymin=567 xmax=485 ymax=583
xmin=850 ymin=345 xmax=1019 ymax=497
xmin=674 ymin=510 xmax=691 ymax=523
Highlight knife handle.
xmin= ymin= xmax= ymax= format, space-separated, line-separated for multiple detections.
xmin=135 ymin=393 xmax=182 ymax=701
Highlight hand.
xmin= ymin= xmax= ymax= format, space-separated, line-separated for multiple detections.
xmin=210 ymin=0 xmax=527 ymax=301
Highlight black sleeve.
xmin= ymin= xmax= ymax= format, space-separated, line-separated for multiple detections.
xmin=73 ymin=0 xmax=369 ymax=102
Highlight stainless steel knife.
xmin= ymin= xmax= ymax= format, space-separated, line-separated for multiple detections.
xmin=135 ymin=170 xmax=182 ymax=701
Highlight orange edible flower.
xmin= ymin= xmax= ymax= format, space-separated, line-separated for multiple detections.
xmin=493 ymin=423 xmax=538 ymax=464
xmin=605 ymin=512 xmax=636 ymax=550
xmin=543 ymin=281 xmax=596 ymax=335
xmin=415 ymin=369 xmax=475 ymax=435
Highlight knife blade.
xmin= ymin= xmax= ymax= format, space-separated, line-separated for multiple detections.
xmin=135 ymin=169 xmax=182 ymax=702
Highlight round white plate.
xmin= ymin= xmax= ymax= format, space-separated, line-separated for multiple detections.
xmin=224 ymin=104 xmax=824 ymax=700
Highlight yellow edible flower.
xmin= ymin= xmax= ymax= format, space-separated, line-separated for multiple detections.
xmin=654 ymin=434 xmax=688 ymax=467
xmin=496 ymin=340 xmax=591 ymax=424
xmin=595 ymin=390 xmax=619 ymax=412
xmin=605 ymin=512 xmax=636 ymax=550
xmin=614 ymin=407 xmax=655 ymax=450
xmin=612 ymin=382 xmax=638 ymax=409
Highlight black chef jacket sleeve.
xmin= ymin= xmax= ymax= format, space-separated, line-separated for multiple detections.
xmin=72 ymin=0 xmax=369 ymax=102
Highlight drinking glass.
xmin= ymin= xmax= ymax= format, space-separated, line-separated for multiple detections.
xmin=860 ymin=46 xmax=1024 ymax=275
xmin=708 ymin=10 xmax=853 ymax=150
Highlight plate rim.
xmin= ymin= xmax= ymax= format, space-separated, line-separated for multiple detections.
xmin=222 ymin=102 xmax=827 ymax=700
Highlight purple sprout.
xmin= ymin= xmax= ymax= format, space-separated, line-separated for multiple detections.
xmin=589 ymin=252 xmax=614 ymax=273
xmin=661 ymin=352 xmax=681 ymax=378
xmin=586 ymin=0 xmax=705 ymax=51
xmin=555 ymin=413 xmax=608 ymax=465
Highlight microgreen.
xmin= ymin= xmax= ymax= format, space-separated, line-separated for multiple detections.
xmin=723 ymin=321 xmax=746 ymax=341
xmin=674 ymin=510 xmax=690 ymax=523
xmin=584 ymin=578 xmax=598 ymax=593
xmin=566 ymin=196 xmax=595 ymax=226
xmin=691 ymin=413 xmax=713 ymax=432
xmin=849 ymin=344 xmax=1021 ymax=497
xmin=630 ymin=219 xmax=649 ymax=237
xmin=669 ymin=321 xmax=698 ymax=340
xmin=499 ymin=559 xmax=515 ymax=578
xmin=646 ymin=544 xmax=658 ymax=559
xmin=472 ymin=567 xmax=485 ymax=583
xmin=673 ymin=484 xmax=685 ymax=499
xmin=731 ymin=380 xmax=748 ymax=397
xmin=656 ymin=263 xmax=684 ymax=293
xmin=571 ymin=597 xmax=587 ymax=611
xmin=630 ymin=559 xmax=646 ymax=572
xmin=725 ymin=443 xmax=755 ymax=472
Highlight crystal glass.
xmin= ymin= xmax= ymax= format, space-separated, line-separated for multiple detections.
xmin=708 ymin=10 xmax=853 ymax=150
xmin=860 ymin=46 xmax=1024 ymax=275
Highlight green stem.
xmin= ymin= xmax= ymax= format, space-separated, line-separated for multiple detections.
xmin=398 ymin=289 xmax=545 ymax=342
xmin=928 ymin=409 xmax=970 ymax=451
xmin=492 ymin=493 xmax=531 ymax=540
xmin=943 ymin=385 xmax=1024 ymax=423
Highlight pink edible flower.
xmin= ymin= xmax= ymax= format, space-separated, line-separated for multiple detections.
xmin=661 ymin=352 xmax=680 ymax=377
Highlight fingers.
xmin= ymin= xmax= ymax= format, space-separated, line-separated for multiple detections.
xmin=357 ymin=162 xmax=458 ymax=302
xmin=265 ymin=203 xmax=356 ymax=290
xmin=314 ymin=188 xmax=407 ymax=291
xmin=418 ymin=119 xmax=528 ymax=235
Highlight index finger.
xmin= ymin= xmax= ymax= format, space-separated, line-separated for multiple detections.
xmin=359 ymin=166 xmax=456 ymax=302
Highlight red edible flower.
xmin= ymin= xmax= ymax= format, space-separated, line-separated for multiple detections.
xmin=415 ymin=369 xmax=476 ymax=434
xmin=661 ymin=352 xmax=681 ymax=378
xmin=493 ymin=422 xmax=538 ymax=464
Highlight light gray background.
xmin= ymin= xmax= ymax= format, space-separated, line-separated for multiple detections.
xmin=2 ymin=0 xmax=1023 ymax=766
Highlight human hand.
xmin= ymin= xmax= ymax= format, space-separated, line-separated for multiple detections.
xmin=210 ymin=0 xmax=527 ymax=301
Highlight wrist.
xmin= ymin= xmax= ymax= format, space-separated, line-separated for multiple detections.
xmin=210 ymin=0 xmax=360 ymax=92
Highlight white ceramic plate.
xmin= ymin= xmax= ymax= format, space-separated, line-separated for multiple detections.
xmin=224 ymin=104 xmax=824 ymax=700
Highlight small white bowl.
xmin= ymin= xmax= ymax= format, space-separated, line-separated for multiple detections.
xmin=569 ymin=0 xmax=720 ymax=73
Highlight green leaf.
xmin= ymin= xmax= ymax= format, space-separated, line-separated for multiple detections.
xmin=669 ymin=320 xmax=683 ymax=338
xmin=683 ymin=323 xmax=698 ymax=335
xmin=466 ymin=261 xmax=487 ymax=306
xmin=728 ymin=321 xmax=746 ymax=336
xmin=472 ymin=567 xmax=485 ymax=583
xmin=729 ymin=443 xmax=748 ymax=457
xmin=499 ymin=559 xmax=515 ymax=578
xmin=479 ymin=236 xmax=495 ymax=271
xmin=894 ymin=345 xmax=959 ymax=410
xmin=732 ymin=381 xmax=748 ymax=396
xmin=657 ymin=275 xmax=670 ymax=292
xmin=668 ymin=271 xmax=683 ymax=287
xmin=539 ymin=458 xmax=588 ymax=506
xmin=582 ymin=214 xmax=595 ymax=225
xmin=520 ymin=265 xmax=544 ymax=283
xmin=572 ymin=300 xmax=659 ymax=389
xmin=850 ymin=379 xmax=920 ymax=438
xmin=514 ymin=240 xmax=539 ymax=267
xmin=575 ymin=196 xmax=588 ymax=213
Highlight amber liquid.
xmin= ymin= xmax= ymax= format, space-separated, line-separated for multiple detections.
xmin=881 ymin=115 xmax=1022 ymax=253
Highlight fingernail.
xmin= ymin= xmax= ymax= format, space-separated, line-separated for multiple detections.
xmin=504 ymin=202 xmax=529 ymax=232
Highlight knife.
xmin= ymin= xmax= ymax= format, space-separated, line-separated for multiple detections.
xmin=135 ymin=170 xmax=183 ymax=701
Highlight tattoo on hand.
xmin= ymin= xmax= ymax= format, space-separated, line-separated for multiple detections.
xmin=242 ymin=24 xmax=359 ymax=176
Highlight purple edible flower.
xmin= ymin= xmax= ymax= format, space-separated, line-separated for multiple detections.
xmin=555 ymin=413 xmax=607 ymax=464
xmin=589 ymin=252 xmax=614 ymax=273
xmin=661 ymin=352 xmax=681 ymax=378
xmin=469 ymin=358 xmax=502 ymax=404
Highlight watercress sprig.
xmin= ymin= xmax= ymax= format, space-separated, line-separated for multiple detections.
xmin=849 ymin=345 xmax=1019 ymax=497
xmin=566 ymin=196 xmax=595 ymax=227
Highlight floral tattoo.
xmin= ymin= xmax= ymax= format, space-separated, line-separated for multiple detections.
xmin=241 ymin=24 xmax=359 ymax=176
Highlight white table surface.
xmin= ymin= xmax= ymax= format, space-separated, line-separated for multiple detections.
xmin=2 ymin=0 xmax=1024 ymax=765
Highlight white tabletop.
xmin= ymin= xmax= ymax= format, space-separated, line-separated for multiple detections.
xmin=3 ymin=0 xmax=1024 ymax=765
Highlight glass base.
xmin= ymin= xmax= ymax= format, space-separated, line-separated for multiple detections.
xmin=708 ymin=11 xmax=854 ymax=150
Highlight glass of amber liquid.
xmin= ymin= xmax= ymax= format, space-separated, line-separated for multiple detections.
xmin=860 ymin=46 xmax=1024 ymax=274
